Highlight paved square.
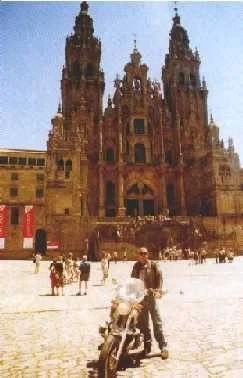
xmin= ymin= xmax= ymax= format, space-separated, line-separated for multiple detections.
xmin=0 ymin=258 xmax=243 ymax=377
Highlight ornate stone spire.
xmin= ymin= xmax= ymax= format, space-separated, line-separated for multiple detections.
xmin=127 ymin=34 xmax=141 ymax=66
xmin=80 ymin=1 xmax=89 ymax=14
xmin=73 ymin=1 xmax=94 ymax=39
xmin=169 ymin=6 xmax=190 ymax=58
xmin=173 ymin=4 xmax=180 ymax=25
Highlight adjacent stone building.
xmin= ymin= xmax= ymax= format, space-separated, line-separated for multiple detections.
xmin=1 ymin=2 xmax=243 ymax=257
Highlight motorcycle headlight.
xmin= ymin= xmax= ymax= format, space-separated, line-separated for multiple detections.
xmin=117 ymin=302 xmax=131 ymax=316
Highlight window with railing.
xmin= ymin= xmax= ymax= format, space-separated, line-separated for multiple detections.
xmin=105 ymin=148 xmax=115 ymax=164
xmin=0 ymin=156 xmax=8 ymax=164
xmin=9 ymin=157 xmax=18 ymax=165
xmin=134 ymin=119 xmax=145 ymax=134
xmin=135 ymin=144 xmax=146 ymax=163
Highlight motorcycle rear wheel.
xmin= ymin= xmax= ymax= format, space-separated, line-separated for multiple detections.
xmin=98 ymin=334 xmax=120 ymax=378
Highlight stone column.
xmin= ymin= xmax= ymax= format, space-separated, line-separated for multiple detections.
xmin=117 ymin=168 xmax=126 ymax=217
xmin=161 ymin=167 xmax=168 ymax=214
xmin=117 ymin=111 xmax=126 ymax=217
xmin=98 ymin=119 xmax=103 ymax=162
xmin=179 ymin=160 xmax=186 ymax=215
xmin=98 ymin=165 xmax=105 ymax=217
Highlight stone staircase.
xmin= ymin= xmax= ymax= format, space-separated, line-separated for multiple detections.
xmin=100 ymin=241 xmax=138 ymax=260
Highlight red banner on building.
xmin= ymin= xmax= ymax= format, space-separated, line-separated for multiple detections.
xmin=23 ymin=206 xmax=34 ymax=238
xmin=0 ymin=205 xmax=8 ymax=238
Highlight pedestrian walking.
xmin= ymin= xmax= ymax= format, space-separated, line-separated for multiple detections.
xmin=73 ymin=256 xmax=80 ymax=281
xmin=55 ymin=255 xmax=65 ymax=296
xmin=101 ymin=252 xmax=109 ymax=284
xmin=77 ymin=255 xmax=90 ymax=295
xmin=65 ymin=253 xmax=73 ymax=283
xmin=34 ymin=252 xmax=42 ymax=273
xmin=49 ymin=257 xmax=58 ymax=296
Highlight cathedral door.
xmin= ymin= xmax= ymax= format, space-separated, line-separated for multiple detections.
xmin=143 ymin=200 xmax=154 ymax=216
xmin=126 ymin=183 xmax=156 ymax=216
xmin=126 ymin=199 xmax=139 ymax=216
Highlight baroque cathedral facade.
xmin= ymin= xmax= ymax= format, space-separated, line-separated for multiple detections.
xmin=1 ymin=2 xmax=243 ymax=256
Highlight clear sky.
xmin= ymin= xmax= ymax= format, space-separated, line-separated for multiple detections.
xmin=1 ymin=1 xmax=243 ymax=164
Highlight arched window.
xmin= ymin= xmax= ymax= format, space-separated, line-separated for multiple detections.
xmin=127 ymin=184 xmax=140 ymax=196
xmin=57 ymin=159 xmax=64 ymax=171
xmin=219 ymin=164 xmax=231 ymax=177
xmin=133 ymin=78 xmax=141 ymax=90
xmin=135 ymin=144 xmax=146 ymax=163
xmin=142 ymin=184 xmax=154 ymax=196
xmin=106 ymin=148 xmax=115 ymax=164
xmin=65 ymin=160 xmax=72 ymax=178
xmin=134 ymin=119 xmax=145 ymax=134
xmin=165 ymin=150 xmax=173 ymax=165
xmin=86 ymin=63 xmax=94 ymax=78
xmin=190 ymin=73 xmax=196 ymax=87
xmin=106 ymin=181 xmax=115 ymax=206
xmin=225 ymin=166 xmax=231 ymax=176
xmin=178 ymin=72 xmax=185 ymax=85
xmin=72 ymin=61 xmax=80 ymax=79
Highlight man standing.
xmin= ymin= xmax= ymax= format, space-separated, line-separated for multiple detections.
xmin=77 ymin=255 xmax=90 ymax=295
xmin=131 ymin=247 xmax=168 ymax=359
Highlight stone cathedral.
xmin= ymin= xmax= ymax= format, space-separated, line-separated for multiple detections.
xmin=1 ymin=2 xmax=243 ymax=258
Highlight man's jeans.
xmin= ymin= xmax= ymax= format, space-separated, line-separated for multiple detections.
xmin=138 ymin=294 xmax=166 ymax=350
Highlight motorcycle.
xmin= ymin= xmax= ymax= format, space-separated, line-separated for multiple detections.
xmin=98 ymin=278 xmax=146 ymax=377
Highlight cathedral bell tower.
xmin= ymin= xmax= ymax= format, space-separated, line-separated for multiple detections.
xmin=162 ymin=8 xmax=210 ymax=216
xmin=61 ymin=1 xmax=105 ymax=152
xmin=46 ymin=2 xmax=104 ymax=251
xmin=162 ymin=8 xmax=208 ymax=162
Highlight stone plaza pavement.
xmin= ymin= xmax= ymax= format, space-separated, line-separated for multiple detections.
xmin=0 ymin=258 xmax=243 ymax=378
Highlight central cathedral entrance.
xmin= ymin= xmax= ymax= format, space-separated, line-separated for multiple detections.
xmin=125 ymin=183 xmax=156 ymax=216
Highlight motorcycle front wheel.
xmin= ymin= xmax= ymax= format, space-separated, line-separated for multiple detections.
xmin=98 ymin=334 xmax=120 ymax=378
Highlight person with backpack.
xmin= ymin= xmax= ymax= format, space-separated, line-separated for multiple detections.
xmin=77 ymin=255 xmax=90 ymax=295
xmin=131 ymin=247 xmax=168 ymax=359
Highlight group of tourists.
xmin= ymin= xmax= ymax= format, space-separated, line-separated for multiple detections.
xmin=34 ymin=242 xmax=235 ymax=297
xmin=215 ymin=247 xmax=234 ymax=263
xmin=49 ymin=253 xmax=90 ymax=296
